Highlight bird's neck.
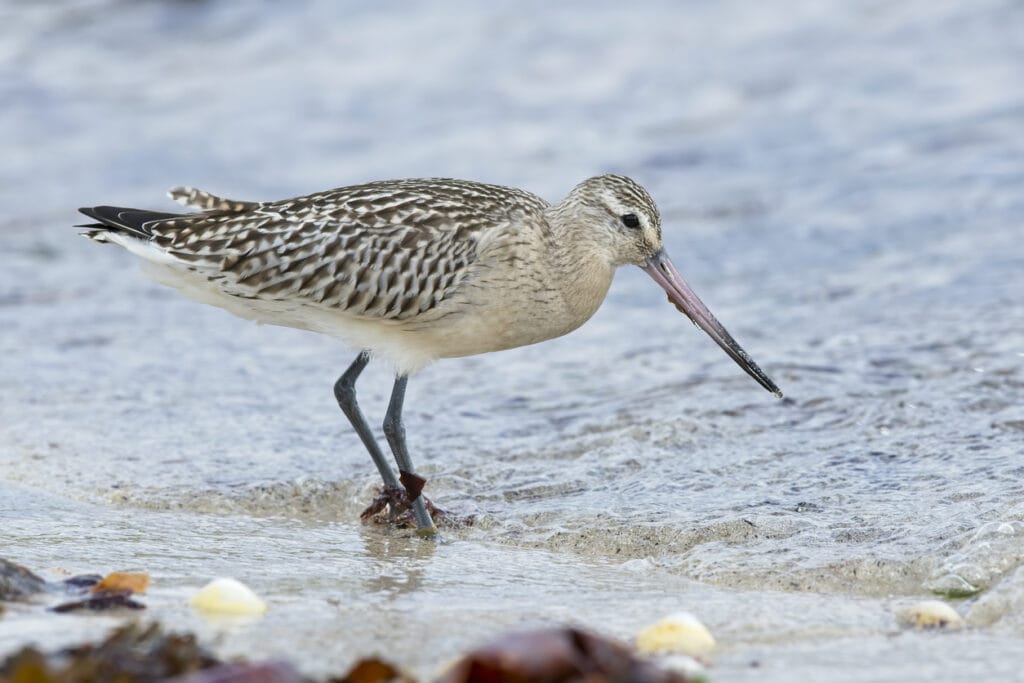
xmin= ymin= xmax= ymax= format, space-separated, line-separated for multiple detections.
xmin=544 ymin=210 xmax=616 ymax=324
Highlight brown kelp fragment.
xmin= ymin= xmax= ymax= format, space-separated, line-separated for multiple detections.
xmin=0 ymin=623 xmax=410 ymax=683
xmin=0 ymin=647 xmax=49 ymax=682
xmin=0 ymin=623 xmax=219 ymax=682
xmin=50 ymin=591 xmax=146 ymax=613
xmin=398 ymin=471 xmax=427 ymax=501
xmin=360 ymin=486 xmax=472 ymax=529
xmin=91 ymin=572 xmax=150 ymax=595
xmin=0 ymin=558 xmax=46 ymax=599
xmin=169 ymin=661 xmax=303 ymax=683
xmin=436 ymin=628 xmax=691 ymax=683
xmin=330 ymin=658 xmax=414 ymax=683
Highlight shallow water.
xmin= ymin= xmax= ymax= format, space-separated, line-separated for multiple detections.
xmin=2 ymin=0 xmax=1024 ymax=680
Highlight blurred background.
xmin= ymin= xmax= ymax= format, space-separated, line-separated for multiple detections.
xmin=2 ymin=1 xmax=1023 ymax=681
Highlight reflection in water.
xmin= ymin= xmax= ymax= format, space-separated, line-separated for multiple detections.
xmin=357 ymin=527 xmax=438 ymax=598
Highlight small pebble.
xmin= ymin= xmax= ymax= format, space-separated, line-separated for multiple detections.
xmin=635 ymin=612 xmax=716 ymax=658
xmin=92 ymin=571 xmax=150 ymax=594
xmin=190 ymin=578 xmax=267 ymax=615
xmin=0 ymin=559 xmax=46 ymax=599
xmin=895 ymin=600 xmax=964 ymax=629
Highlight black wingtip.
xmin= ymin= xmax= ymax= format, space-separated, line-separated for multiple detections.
xmin=73 ymin=205 xmax=182 ymax=238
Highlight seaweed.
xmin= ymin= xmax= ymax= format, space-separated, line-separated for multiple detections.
xmin=437 ymin=628 xmax=691 ymax=683
xmin=50 ymin=591 xmax=146 ymax=613
xmin=0 ymin=623 xmax=219 ymax=682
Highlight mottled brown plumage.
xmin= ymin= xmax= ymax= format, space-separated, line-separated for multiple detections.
xmin=107 ymin=179 xmax=550 ymax=321
xmin=82 ymin=176 xmax=653 ymax=373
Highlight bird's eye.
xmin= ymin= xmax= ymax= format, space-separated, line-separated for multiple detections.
xmin=621 ymin=213 xmax=641 ymax=229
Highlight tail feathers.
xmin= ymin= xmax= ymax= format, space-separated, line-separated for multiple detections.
xmin=77 ymin=206 xmax=183 ymax=240
xmin=168 ymin=187 xmax=258 ymax=213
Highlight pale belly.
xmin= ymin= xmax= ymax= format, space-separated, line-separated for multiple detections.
xmin=138 ymin=250 xmax=615 ymax=376
xmin=406 ymin=260 xmax=616 ymax=362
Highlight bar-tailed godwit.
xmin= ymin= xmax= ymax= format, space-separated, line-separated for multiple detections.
xmin=79 ymin=175 xmax=781 ymax=531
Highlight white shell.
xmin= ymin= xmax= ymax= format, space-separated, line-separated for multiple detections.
xmin=895 ymin=600 xmax=964 ymax=629
xmin=653 ymin=653 xmax=708 ymax=678
xmin=190 ymin=577 xmax=268 ymax=615
xmin=635 ymin=611 xmax=716 ymax=658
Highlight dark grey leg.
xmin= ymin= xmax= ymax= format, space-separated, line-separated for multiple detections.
xmin=334 ymin=352 xmax=400 ymax=489
xmin=383 ymin=375 xmax=435 ymax=530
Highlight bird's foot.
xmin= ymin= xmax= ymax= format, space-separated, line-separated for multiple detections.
xmin=359 ymin=485 xmax=474 ymax=529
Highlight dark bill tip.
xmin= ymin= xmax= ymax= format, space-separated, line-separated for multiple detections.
xmin=642 ymin=250 xmax=782 ymax=398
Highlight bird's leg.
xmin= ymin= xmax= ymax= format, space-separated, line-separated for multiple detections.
xmin=334 ymin=353 xmax=405 ymax=511
xmin=382 ymin=375 xmax=436 ymax=531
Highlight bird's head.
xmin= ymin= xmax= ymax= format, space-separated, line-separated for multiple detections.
xmin=561 ymin=174 xmax=664 ymax=267
xmin=561 ymin=174 xmax=782 ymax=398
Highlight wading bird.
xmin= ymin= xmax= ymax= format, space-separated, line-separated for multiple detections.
xmin=79 ymin=175 xmax=781 ymax=532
